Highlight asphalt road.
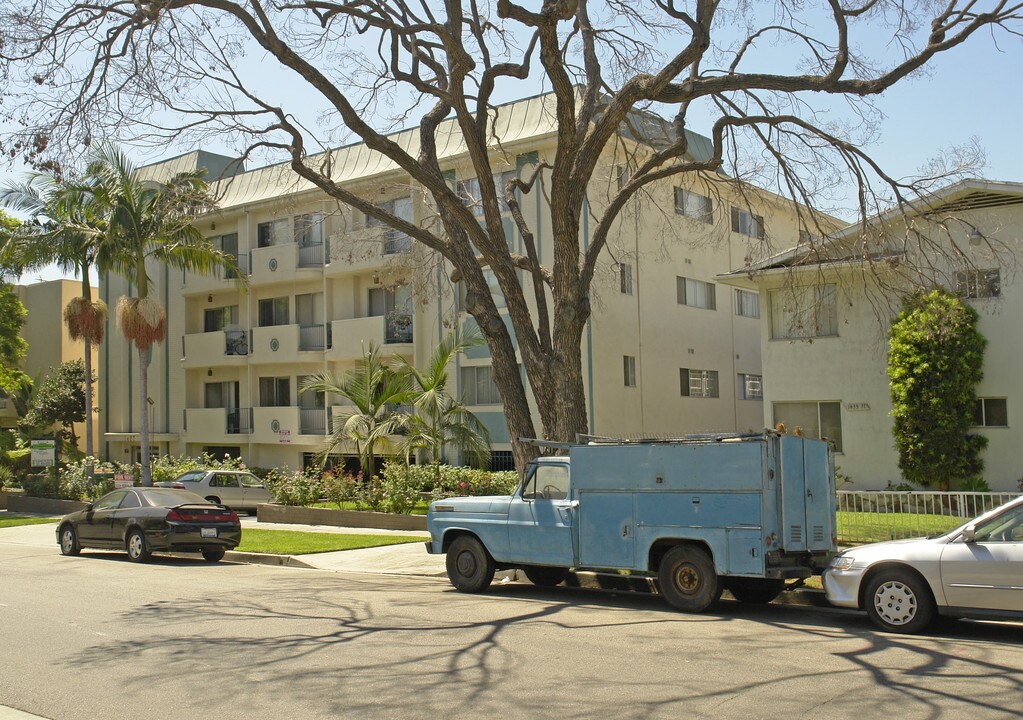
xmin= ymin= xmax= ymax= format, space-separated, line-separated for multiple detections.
xmin=2 ymin=541 xmax=1022 ymax=720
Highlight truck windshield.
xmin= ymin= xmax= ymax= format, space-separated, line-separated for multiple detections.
xmin=522 ymin=463 xmax=569 ymax=500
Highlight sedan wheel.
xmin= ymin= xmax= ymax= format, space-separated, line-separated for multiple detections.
xmin=865 ymin=570 xmax=935 ymax=634
xmin=59 ymin=525 xmax=81 ymax=556
xmin=126 ymin=529 xmax=152 ymax=563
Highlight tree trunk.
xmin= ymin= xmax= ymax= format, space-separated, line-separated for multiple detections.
xmin=83 ymin=337 xmax=94 ymax=478
xmin=138 ymin=344 xmax=152 ymax=486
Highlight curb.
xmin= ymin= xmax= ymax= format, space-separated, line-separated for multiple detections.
xmin=223 ymin=551 xmax=316 ymax=569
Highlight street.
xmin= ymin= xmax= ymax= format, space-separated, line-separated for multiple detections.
xmin=1 ymin=536 xmax=1022 ymax=720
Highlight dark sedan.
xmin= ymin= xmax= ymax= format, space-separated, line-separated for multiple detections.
xmin=56 ymin=487 xmax=241 ymax=563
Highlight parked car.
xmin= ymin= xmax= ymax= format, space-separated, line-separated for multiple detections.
xmin=56 ymin=487 xmax=241 ymax=563
xmin=824 ymin=495 xmax=1023 ymax=633
xmin=155 ymin=469 xmax=271 ymax=511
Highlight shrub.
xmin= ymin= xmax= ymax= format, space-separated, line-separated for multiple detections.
xmin=376 ymin=465 xmax=423 ymax=514
xmin=266 ymin=466 xmax=322 ymax=506
xmin=21 ymin=472 xmax=60 ymax=498
xmin=379 ymin=461 xmax=519 ymax=502
xmin=355 ymin=475 xmax=387 ymax=512
xmin=322 ymin=471 xmax=359 ymax=509
xmin=0 ymin=464 xmax=15 ymax=488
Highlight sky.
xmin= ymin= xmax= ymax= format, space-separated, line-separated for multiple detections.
xmin=6 ymin=7 xmax=1022 ymax=286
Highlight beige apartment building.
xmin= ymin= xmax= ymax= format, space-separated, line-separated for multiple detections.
xmin=721 ymin=179 xmax=1023 ymax=491
xmin=3 ymin=279 xmax=100 ymax=452
xmin=99 ymin=93 xmax=823 ymax=471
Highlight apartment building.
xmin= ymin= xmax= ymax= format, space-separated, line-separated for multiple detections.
xmin=99 ymin=93 xmax=822 ymax=470
xmin=720 ymin=179 xmax=1023 ymax=491
xmin=3 ymin=279 xmax=100 ymax=452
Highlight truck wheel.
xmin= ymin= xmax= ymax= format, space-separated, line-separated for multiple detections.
xmin=658 ymin=545 xmax=721 ymax=612
xmin=864 ymin=569 xmax=935 ymax=634
xmin=523 ymin=566 xmax=570 ymax=587
xmin=446 ymin=536 xmax=495 ymax=593
xmin=727 ymin=578 xmax=785 ymax=604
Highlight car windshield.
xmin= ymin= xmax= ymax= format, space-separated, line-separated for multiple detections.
xmin=140 ymin=489 xmax=209 ymax=507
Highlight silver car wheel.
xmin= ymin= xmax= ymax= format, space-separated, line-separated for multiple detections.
xmin=127 ymin=532 xmax=144 ymax=559
xmin=872 ymin=580 xmax=918 ymax=626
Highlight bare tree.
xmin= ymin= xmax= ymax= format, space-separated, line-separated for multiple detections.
xmin=1 ymin=0 xmax=1020 ymax=468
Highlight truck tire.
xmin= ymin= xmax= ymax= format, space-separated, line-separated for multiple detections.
xmin=658 ymin=545 xmax=721 ymax=612
xmin=523 ymin=566 xmax=570 ymax=587
xmin=727 ymin=578 xmax=785 ymax=604
xmin=446 ymin=536 xmax=495 ymax=593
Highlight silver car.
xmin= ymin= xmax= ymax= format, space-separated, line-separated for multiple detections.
xmin=824 ymin=495 xmax=1023 ymax=633
xmin=157 ymin=470 xmax=272 ymax=512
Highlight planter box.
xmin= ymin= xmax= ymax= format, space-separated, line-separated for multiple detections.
xmin=7 ymin=495 xmax=87 ymax=515
xmin=257 ymin=503 xmax=427 ymax=532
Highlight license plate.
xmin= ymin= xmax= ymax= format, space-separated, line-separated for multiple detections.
xmin=201 ymin=528 xmax=217 ymax=538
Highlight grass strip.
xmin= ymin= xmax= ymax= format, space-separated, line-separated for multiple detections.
xmin=308 ymin=501 xmax=429 ymax=515
xmin=0 ymin=516 xmax=58 ymax=529
xmin=836 ymin=510 xmax=964 ymax=545
xmin=235 ymin=528 xmax=428 ymax=555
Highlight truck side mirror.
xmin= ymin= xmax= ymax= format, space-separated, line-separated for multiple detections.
xmin=962 ymin=524 xmax=977 ymax=543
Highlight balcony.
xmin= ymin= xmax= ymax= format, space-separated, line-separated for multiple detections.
xmin=182 ymin=255 xmax=250 ymax=295
xmin=299 ymin=324 xmax=331 ymax=351
xmin=326 ymin=227 xmax=414 ymax=276
xmin=252 ymin=406 xmax=300 ymax=444
xmin=184 ymin=408 xmax=253 ymax=438
xmin=182 ymin=330 xmax=250 ymax=369
xmin=251 ymin=243 xmax=323 ymax=285
xmin=299 ymin=407 xmax=328 ymax=435
xmin=327 ymin=316 xmax=414 ymax=361
xmin=298 ymin=241 xmax=329 ymax=268
xmin=250 ymin=324 xmax=300 ymax=364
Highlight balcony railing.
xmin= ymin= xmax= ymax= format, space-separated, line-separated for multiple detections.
xmin=298 ymin=241 xmax=328 ymax=268
xmin=385 ymin=315 xmax=413 ymax=344
xmin=225 ymin=330 xmax=249 ymax=356
xmin=383 ymin=229 xmax=412 ymax=255
xmin=225 ymin=253 xmax=250 ymax=278
xmin=299 ymin=324 xmax=331 ymax=351
xmin=227 ymin=408 xmax=254 ymax=435
xmin=299 ymin=407 xmax=327 ymax=435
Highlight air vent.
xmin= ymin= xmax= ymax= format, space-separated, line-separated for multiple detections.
xmin=790 ymin=525 xmax=802 ymax=543
xmin=813 ymin=526 xmax=826 ymax=543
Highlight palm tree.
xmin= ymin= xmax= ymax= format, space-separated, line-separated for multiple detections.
xmin=393 ymin=328 xmax=491 ymax=478
xmin=85 ymin=146 xmax=233 ymax=485
xmin=301 ymin=343 xmax=413 ymax=476
xmin=0 ymin=173 xmax=107 ymax=471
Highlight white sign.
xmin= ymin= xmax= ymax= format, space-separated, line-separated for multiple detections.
xmin=113 ymin=473 xmax=134 ymax=489
xmin=30 ymin=439 xmax=56 ymax=467
xmin=278 ymin=430 xmax=291 ymax=444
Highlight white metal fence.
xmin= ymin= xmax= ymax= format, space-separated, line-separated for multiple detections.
xmin=836 ymin=491 xmax=1020 ymax=544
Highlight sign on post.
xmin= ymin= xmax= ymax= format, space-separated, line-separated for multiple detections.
xmin=113 ymin=473 xmax=134 ymax=489
xmin=30 ymin=439 xmax=56 ymax=467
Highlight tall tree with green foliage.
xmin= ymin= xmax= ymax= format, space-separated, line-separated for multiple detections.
xmin=0 ymin=174 xmax=107 ymax=469
xmin=86 ymin=146 xmax=232 ymax=485
xmin=25 ymin=359 xmax=88 ymax=446
xmin=394 ymin=328 xmax=491 ymax=473
xmin=0 ymin=212 xmax=31 ymax=396
xmin=888 ymin=289 xmax=987 ymax=491
xmin=302 ymin=343 xmax=412 ymax=476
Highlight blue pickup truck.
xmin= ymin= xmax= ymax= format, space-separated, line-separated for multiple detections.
xmin=426 ymin=432 xmax=836 ymax=612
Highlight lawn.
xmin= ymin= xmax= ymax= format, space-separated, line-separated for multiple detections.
xmin=0 ymin=516 xmax=58 ymax=529
xmin=235 ymin=528 xmax=428 ymax=555
xmin=836 ymin=510 xmax=965 ymax=545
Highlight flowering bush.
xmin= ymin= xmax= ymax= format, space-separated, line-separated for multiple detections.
xmin=321 ymin=471 xmax=360 ymax=508
xmin=265 ymin=466 xmax=322 ymax=506
xmin=378 ymin=462 xmax=519 ymax=504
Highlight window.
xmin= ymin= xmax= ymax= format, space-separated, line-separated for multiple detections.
xmin=974 ymin=398 xmax=1008 ymax=427
xmin=674 ymin=189 xmax=713 ymax=223
xmin=620 ymin=263 xmax=634 ymax=295
xmin=681 ymin=369 xmax=719 ymax=398
xmin=730 ymin=206 xmax=765 ymax=238
xmin=369 ymin=197 xmax=413 ymax=254
xmin=259 ymin=377 xmax=291 ymax=407
xmin=773 ymin=401 xmax=843 ymax=452
xmin=770 ymin=285 xmax=837 ymax=339
xmin=212 ymin=473 xmax=240 ymax=488
xmin=119 ymin=492 xmax=141 ymax=509
xmin=459 ymin=171 xmax=517 ymax=216
xmin=738 ymin=374 xmax=763 ymax=400
xmin=258 ymin=297 xmax=289 ymax=327
xmin=294 ymin=213 xmax=324 ymax=247
xmin=204 ymin=305 xmax=238 ymax=333
xmin=239 ymin=474 xmax=265 ymax=489
xmin=460 ymin=365 xmax=502 ymax=405
xmin=257 ymin=219 xmax=289 ymax=248
xmin=521 ymin=463 xmax=570 ymax=500
xmin=734 ymin=289 xmax=760 ymax=319
xmin=955 ymin=269 xmax=1000 ymax=299
xmin=623 ymin=356 xmax=637 ymax=387
xmin=973 ymin=503 xmax=1023 ymax=543
xmin=93 ymin=491 xmax=127 ymax=511
xmin=615 ymin=165 xmax=630 ymax=192
xmin=677 ymin=276 xmax=716 ymax=310
xmin=204 ymin=381 xmax=238 ymax=410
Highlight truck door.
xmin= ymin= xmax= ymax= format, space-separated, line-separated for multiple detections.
xmin=802 ymin=439 xmax=834 ymax=552
xmin=508 ymin=462 xmax=576 ymax=567
xmin=779 ymin=435 xmax=807 ymax=552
